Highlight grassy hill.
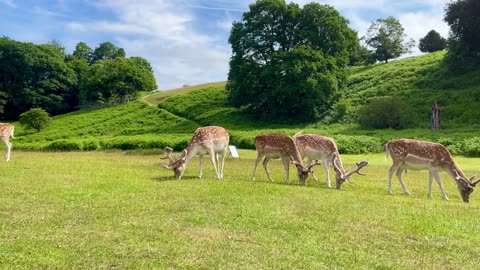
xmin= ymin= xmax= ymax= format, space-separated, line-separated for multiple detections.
xmin=10 ymin=51 xmax=480 ymax=156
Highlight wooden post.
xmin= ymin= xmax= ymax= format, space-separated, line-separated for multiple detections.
xmin=431 ymin=101 xmax=440 ymax=131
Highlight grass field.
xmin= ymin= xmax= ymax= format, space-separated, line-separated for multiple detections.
xmin=2 ymin=150 xmax=480 ymax=269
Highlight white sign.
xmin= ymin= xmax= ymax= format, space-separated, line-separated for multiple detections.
xmin=228 ymin=145 xmax=240 ymax=158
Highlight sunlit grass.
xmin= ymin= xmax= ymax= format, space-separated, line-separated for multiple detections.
xmin=1 ymin=151 xmax=480 ymax=269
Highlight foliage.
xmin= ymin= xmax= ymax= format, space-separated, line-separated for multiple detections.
xmin=0 ymin=37 xmax=157 ymax=119
xmin=444 ymin=0 xmax=480 ymax=70
xmin=358 ymin=97 xmax=416 ymax=129
xmin=363 ymin=16 xmax=415 ymax=63
xmin=72 ymin=42 xmax=93 ymax=63
xmin=19 ymin=108 xmax=51 ymax=132
xmin=226 ymin=0 xmax=359 ymax=123
xmin=419 ymin=30 xmax=447 ymax=53
xmin=80 ymin=57 xmax=157 ymax=105
xmin=91 ymin=41 xmax=125 ymax=63
xmin=0 ymin=37 xmax=77 ymax=119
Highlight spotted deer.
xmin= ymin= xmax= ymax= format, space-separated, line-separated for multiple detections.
xmin=160 ymin=126 xmax=229 ymax=180
xmin=294 ymin=133 xmax=368 ymax=189
xmin=385 ymin=138 xmax=480 ymax=202
xmin=252 ymin=133 xmax=321 ymax=185
xmin=0 ymin=123 xmax=14 ymax=162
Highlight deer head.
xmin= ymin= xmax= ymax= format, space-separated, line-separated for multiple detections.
xmin=160 ymin=147 xmax=188 ymax=179
xmin=452 ymin=169 xmax=480 ymax=202
xmin=291 ymin=158 xmax=321 ymax=185
xmin=332 ymin=153 xmax=368 ymax=189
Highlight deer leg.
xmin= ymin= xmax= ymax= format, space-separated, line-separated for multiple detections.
xmin=431 ymin=170 xmax=449 ymax=201
xmin=208 ymin=149 xmax=221 ymax=180
xmin=322 ymin=158 xmax=330 ymax=188
xmin=252 ymin=153 xmax=264 ymax=181
xmin=428 ymin=171 xmax=433 ymax=198
xmin=396 ymin=166 xmax=411 ymax=195
xmin=262 ymin=157 xmax=274 ymax=182
xmin=218 ymin=149 xmax=227 ymax=179
xmin=388 ymin=163 xmax=401 ymax=194
xmin=1 ymin=137 xmax=10 ymax=162
xmin=198 ymin=155 xmax=204 ymax=178
xmin=281 ymin=157 xmax=290 ymax=184
xmin=306 ymin=158 xmax=319 ymax=184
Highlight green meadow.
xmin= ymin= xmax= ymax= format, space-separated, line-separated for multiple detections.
xmin=1 ymin=151 xmax=480 ymax=269
xmin=2 ymin=51 xmax=480 ymax=268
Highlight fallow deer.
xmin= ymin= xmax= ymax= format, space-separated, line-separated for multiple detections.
xmin=160 ymin=126 xmax=229 ymax=180
xmin=0 ymin=123 xmax=14 ymax=162
xmin=252 ymin=133 xmax=321 ymax=185
xmin=294 ymin=133 xmax=368 ymax=189
xmin=385 ymin=138 xmax=480 ymax=202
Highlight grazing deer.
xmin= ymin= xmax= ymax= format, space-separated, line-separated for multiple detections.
xmin=252 ymin=133 xmax=321 ymax=185
xmin=294 ymin=133 xmax=368 ymax=189
xmin=160 ymin=126 xmax=229 ymax=180
xmin=385 ymin=138 xmax=480 ymax=202
xmin=0 ymin=123 xmax=15 ymax=162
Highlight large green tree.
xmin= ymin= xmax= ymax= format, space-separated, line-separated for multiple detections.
xmin=363 ymin=17 xmax=415 ymax=63
xmin=227 ymin=0 xmax=358 ymax=122
xmin=0 ymin=37 xmax=76 ymax=119
xmin=444 ymin=0 xmax=480 ymax=70
xmin=80 ymin=57 xmax=157 ymax=105
xmin=419 ymin=30 xmax=447 ymax=53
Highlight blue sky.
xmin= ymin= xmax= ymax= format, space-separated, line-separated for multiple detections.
xmin=0 ymin=0 xmax=450 ymax=90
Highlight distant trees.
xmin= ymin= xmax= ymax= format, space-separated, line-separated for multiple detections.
xmin=363 ymin=17 xmax=415 ymax=63
xmin=227 ymin=0 xmax=359 ymax=122
xmin=0 ymin=37 xmax=157 ymax=119
xmin=419 ymin=30 xmax=446 ymax=53
xmin=444 ymin=0 xmax=480 ymax=70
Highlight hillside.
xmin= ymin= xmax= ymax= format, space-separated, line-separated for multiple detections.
xmin=11 ymin=52 xmax=480 ymax=155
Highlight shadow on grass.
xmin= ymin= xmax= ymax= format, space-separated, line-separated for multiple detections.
xmin=152 ymin=175 xmax=199 ymax=182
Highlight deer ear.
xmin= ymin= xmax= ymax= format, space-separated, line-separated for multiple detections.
xmin=469 ymin=176 xmax=475 ymax=182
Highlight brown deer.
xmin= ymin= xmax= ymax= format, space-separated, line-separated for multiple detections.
xmin=294 ymin=133 xmax=368 ymax=189
xmin=252 ymin=133 xmax=321 ymax=185
xmin=160 ymin=126 xmax=229 ymax=180
xmin=0 ymin=123 xmax=15 ymax=162
xmin=385 ymin=138 xmax=480 ymax=202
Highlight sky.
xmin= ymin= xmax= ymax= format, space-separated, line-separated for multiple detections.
xmin=0 ymin=0 xmax=451 ymax=90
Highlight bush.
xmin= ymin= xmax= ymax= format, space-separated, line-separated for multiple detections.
xmin=358 ymin=97 xmax=416 ymax=129
xmin=19 ymin=108 xmax=51 ymax=132
xmin=44 ymin=140 xmax=82 ymax=151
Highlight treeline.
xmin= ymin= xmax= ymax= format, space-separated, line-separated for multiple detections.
xmin=0 ymin=38 xmax=157 ymax=120
xmin=226 ymin=0 xmax=480 ymax=124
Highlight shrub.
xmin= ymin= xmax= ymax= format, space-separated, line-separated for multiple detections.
xmin=19 ymin=108 xmax=51 ymax=132
xmin=358 ymin=97 xmax=416 ymax=129
xmin=44 ymin=140 xmax=82 ymax=151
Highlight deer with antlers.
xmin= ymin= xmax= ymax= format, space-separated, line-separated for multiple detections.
xmin=385 ymin=138 xmax=480 ymax=202
xmin=252 ymin=133 xmax=322 ymax=185
xmin=160 ymin=126 xmax=229 ymax=180
xmin=0 ymin=123 xmax=15 ymax=162
xmin=294 ymin=133 xmax=368 ymax=189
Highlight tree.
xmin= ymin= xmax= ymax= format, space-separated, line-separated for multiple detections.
xmin=0 ymin=37 xmax=77 ymax=119
xmin=19 ymin=108 xmax=51 ymax=132
xmin=419 ymin=30 xmax=447 ymax=53
xmin=80 ymin=57 xmax=157 ymax=105
xmin=72 ymin=42 xmax=93 ymax=63
xmin=45 ymin=39 xmax=66 ymax=58
xmin=444 ymin=0 xmax=480 ymax=70
xmin=363 ymin=17 xmax=415 ymax=63
xmin=227 ymin=0 xmax=359 ymax=122
xmin=91 ymin=42 xmax=125 ymax=63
